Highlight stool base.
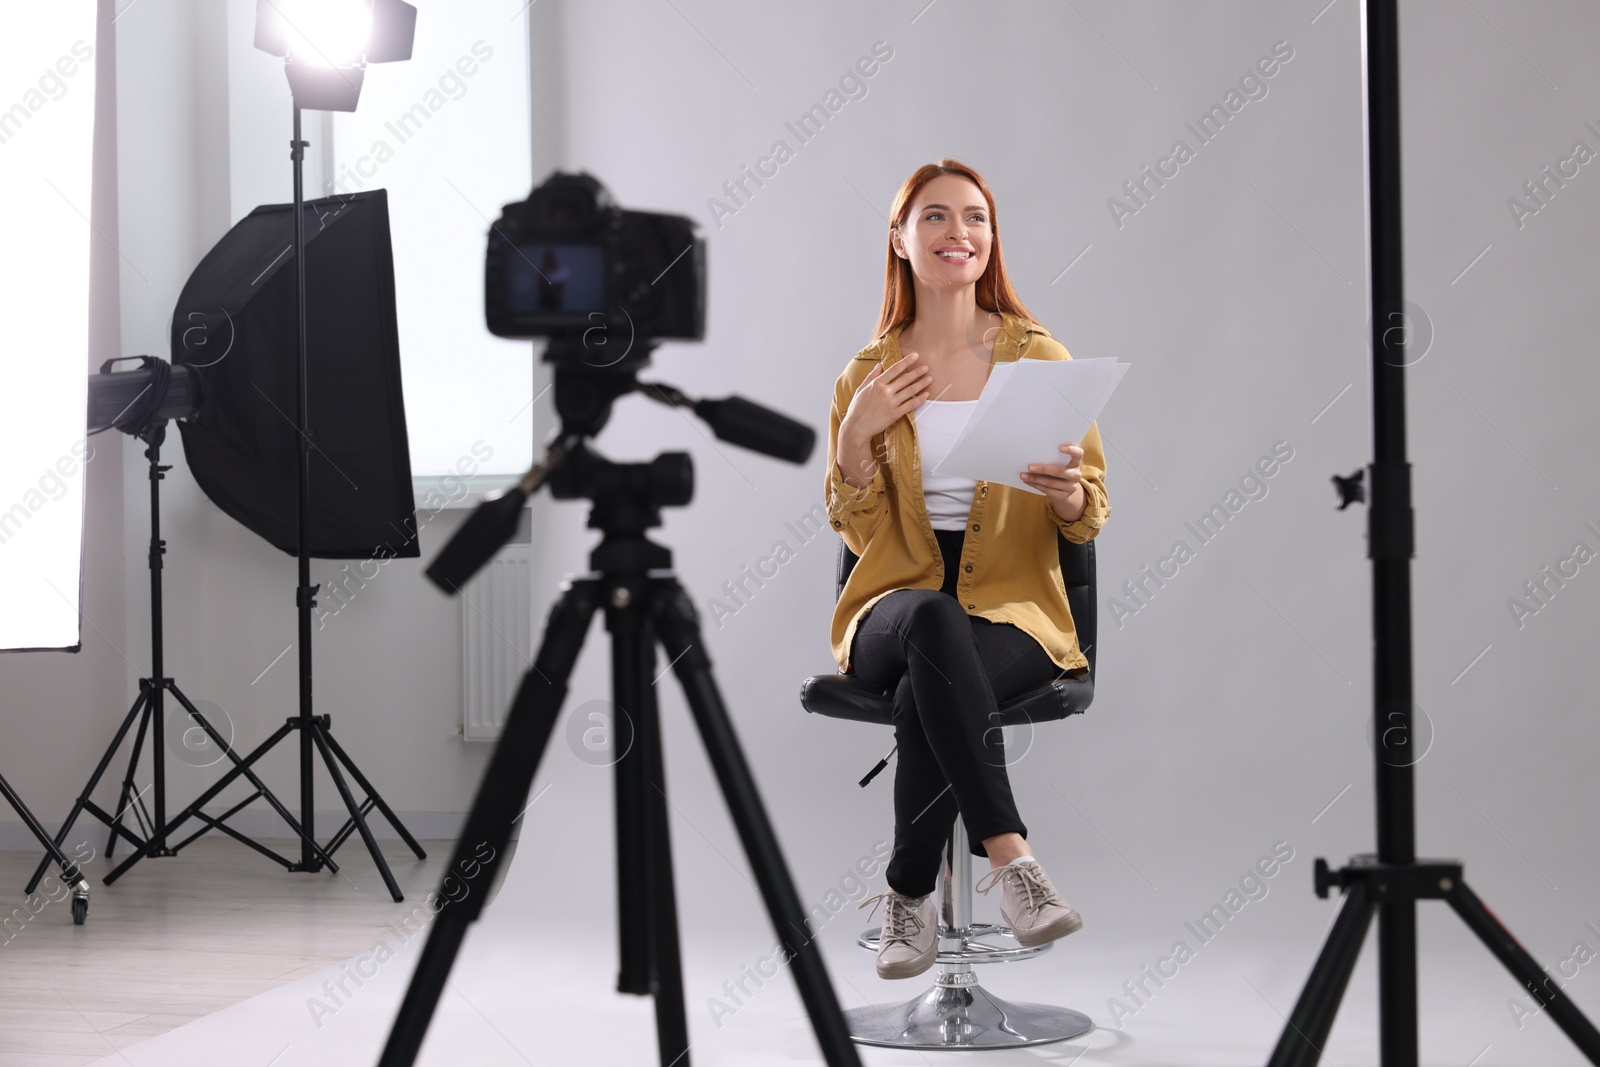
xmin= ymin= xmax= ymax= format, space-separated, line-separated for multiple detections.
xmin=843 ymin=973 xmax=1094 ymax=1049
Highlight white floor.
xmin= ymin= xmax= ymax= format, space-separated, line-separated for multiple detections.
xmin=60 ymin=830 xmax=1600 ymax=1067
xmin=76 ymin=931 xmax=1600 ymax=1066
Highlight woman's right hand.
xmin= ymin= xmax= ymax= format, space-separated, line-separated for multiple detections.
xmin=840 ymin=352 xmax=932 ymax=447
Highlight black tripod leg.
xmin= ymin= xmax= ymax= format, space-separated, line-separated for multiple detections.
xmin=107 ymin=689 xmax=157 ymax=860
xmin=162 ymin=685 xmax=339 ymax=871
xmin=308 ymin=724 xmax=403 ymax=902
xmin=1447 ymin=878 xmax=1600 ymax=1059
xmin=614 ymin=624 xmax=650 ymax=996
xmin=102 ymin=722 xmax=338 ymax=885
xmin=25 ymin=689 xmax=151 ymax=894
xmin=378 ymin=578 xmax=601 ymax=1067
xmin=649 ymin=579 xmax=862 ymax=1067
xmin=610 ymin=601 xmax=690 ymax=1064
xmin=1267 ymin=880 xmax=1376 ymax=1067
xmin=317 ymin=729 xmax=427 ymax=860
xmin=0 ymin=773 xmax=83 ymax=887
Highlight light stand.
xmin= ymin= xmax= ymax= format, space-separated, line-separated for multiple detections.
xmin=28 ymin=420 xmax=335 ymax=899
xmin=104 ymin=3 xmax=425 ymax=900
xmin=1265 ymin=3 xmax=1600 ymax=1063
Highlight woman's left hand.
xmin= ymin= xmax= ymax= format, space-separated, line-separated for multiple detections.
xmin=1021 ymin=443 xmax=1085 ymax=520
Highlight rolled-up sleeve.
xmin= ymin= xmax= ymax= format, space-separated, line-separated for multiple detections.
xmin=1048 ymin=420 xmax=1110 ymax=544
xmin=825 ymin=375 xmax=888 ymax=556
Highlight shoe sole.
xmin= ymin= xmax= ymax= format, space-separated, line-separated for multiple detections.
xmin=1012 ymin=909 xmax=1083 ymax=948
xmin=876 ymin=940 xmax=938 ymax=980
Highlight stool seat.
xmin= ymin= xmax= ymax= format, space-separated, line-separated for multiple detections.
xmin=800 ymin=670 xmax=1093 ymax=727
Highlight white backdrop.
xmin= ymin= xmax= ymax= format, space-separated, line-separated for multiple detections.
xmin=0 ymin=4 xmax=97 ymax=650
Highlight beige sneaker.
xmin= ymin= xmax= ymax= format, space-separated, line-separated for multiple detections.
xmin=975 ymin=858 xmax=1083 ymax=947
xmin=859 ymin=889 xmax=937 ymax=979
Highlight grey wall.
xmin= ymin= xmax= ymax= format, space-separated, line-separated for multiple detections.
xmin=3 ymin=0 xmax=1598 ymax=1014
xmin=516 ymin=0 xmax=1600 ymax=972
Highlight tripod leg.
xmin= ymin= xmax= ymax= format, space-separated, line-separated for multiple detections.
xmin=1267 ymin=880 xmax=1376 ymax=1067
xmin=102 ymin=722 xmax=338 ymax=885
xmin=308 ymin=724 xmax=403 ymax=902
xmin=317 ymin=729 xmax=428 ymax=860
xmin=25 ymin=689 xmax=151 ymax=894
xmin=0 ymin=773 xmax=84 ymax=888
xmin=378 ymin=579 xmax=601 ymax=1067
xmin=163 ymin=684 xmax=340 ymax=871
xmin=609 ymin=597 xmax=690 ymax=1063
xmin=649 ymin=579 xmax=862 ymax=1067
xmin=1447 ymin=878 xmax=1600 ymax=1059
xmin=108 ymin=687 xmax=156 ymax=861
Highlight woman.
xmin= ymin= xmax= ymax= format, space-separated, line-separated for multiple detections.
xmin=824 ymin=159 xmax=1110 ymax=980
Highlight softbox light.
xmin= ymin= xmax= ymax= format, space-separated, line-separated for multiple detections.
xmin=0 ymin=5 xmax=97 ymax=652
xmin=171 ymin=189 xmax=418 ymax=560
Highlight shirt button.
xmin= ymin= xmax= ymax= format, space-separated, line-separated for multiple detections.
xmin=832 ymin=520 xmax=842 ymax=528
xmin=970 ymin=523 xmax=980 ymax=532
xmin=964 ymin=564 xmax=973 ymax=573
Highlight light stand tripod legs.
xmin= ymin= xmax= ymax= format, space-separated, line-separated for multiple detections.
xmin=318 ymin=729 xmax=429 ymax=861
xmin=1270 ymin=857 xmax=1600 ymax=1066
xmin=1267 ymin=880 xmax=1374 ymax=1067
xmin=0 ymin=772 xmax=90 ymax=923
xmin=308 ymin=721 xmax=404 ymax=901
xmin=102 ymin=717 xmax=339 ymax=886
xmin=106 ymin=688 xmax=157 ymax=859
xmin=1446 ymin=878 xmax=1600 ymax=1055
xmin=23 ymin=685 xmax=155 ymax=896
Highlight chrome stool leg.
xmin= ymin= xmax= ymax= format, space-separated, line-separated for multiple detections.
xmin=848 ymin=822 xmax=1094 ymax=1049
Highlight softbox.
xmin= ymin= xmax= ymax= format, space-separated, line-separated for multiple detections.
xmin=171 ymin=190 xmax=418 ymax=560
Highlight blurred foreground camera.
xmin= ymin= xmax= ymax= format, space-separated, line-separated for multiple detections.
xmin=485 ymin=171 xmax=705 ymax=352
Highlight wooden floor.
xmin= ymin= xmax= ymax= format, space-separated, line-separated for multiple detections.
xmin=0 ymin=837 xmax=490 ymax=1066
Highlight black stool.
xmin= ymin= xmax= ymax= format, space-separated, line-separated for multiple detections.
xmin=799 ymin=532 xmax=1100 ymax=1049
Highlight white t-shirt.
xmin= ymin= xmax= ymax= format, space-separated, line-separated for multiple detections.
xmin=913 ymin=398 xmax=979 ymax=530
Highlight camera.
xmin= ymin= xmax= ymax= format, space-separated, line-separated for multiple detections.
xmin=484 ymin=171 xmax=705 ymax=356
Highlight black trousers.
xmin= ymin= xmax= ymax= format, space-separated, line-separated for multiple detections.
xmin=849 ymin=528 xmax=1064 ymax=898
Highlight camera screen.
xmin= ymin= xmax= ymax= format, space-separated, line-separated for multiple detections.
xmin=503 ymin=242 xmax=605 ymax=316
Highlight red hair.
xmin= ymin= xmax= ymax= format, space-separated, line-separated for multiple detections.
xmin=874 ymin=159 xmax=1040 ymax=341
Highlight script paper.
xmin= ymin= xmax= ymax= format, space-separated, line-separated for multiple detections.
xmin=932 ymin=358 xmax=1128 ymax=493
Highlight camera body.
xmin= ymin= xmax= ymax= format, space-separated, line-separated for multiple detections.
xmin=484 ymin=171 xmax=705 ymax=356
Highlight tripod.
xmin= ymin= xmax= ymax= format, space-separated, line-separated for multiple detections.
xmin=1265 ymin=3 xmax=1600 ymax=1063
xmin=378 ymin=351 xmax=861 ymax=1067
xmin=28 ymin=424 xmax=336 ymax=898
xmin=99 ymin=109 xmax=426 ymax=902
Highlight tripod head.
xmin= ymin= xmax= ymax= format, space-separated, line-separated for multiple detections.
xmin=426 ymin=336 xmax=816 ymax=593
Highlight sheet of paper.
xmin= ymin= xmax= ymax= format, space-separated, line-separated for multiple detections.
xmin=932 ymin=358 xmax=1128 ymax=493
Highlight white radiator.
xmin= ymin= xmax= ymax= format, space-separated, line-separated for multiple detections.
xmin=461 ymin=544 xmax=533 ymax=741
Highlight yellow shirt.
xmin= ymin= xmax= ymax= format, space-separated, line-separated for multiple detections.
xmin=824 ymin=312 xmax=1110 ymax=675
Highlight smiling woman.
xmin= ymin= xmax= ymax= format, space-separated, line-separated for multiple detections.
xmin=825 ymin=158 xmax=1110 ymax=982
